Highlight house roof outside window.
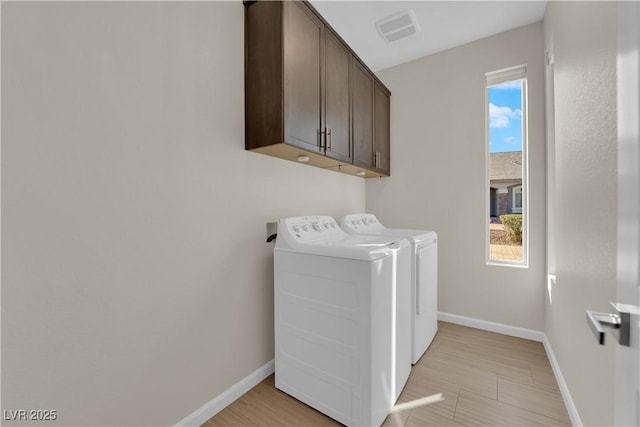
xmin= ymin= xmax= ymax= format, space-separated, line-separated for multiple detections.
xmin=489 ymin=151 xmax=522 ymax=182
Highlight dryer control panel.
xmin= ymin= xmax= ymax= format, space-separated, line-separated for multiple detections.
xmin=341 ymin=214 xmax=385 ymax=232
xmin=279 ymin=216 xmax=345 ymax=242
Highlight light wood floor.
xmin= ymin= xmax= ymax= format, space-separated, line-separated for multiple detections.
xmin=204 ymin=321 xmax=571 ymax=426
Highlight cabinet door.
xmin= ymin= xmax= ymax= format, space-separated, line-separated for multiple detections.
xmin=324 ymin=32 xmax=351 ymax=163
xmin=374 ymin=82 xmax=391 ymax=175
xmin=352 ymin=60 xmax=374 ymax=169
xmin=283 ymin=2 xmax=323 ymax=152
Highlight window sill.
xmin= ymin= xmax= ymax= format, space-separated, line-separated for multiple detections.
xmin=486 ymin=260 xmax=528 ymax=269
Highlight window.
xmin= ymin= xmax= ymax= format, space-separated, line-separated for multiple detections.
xmin=486 ymin=65 xmax=528 ymax=266
xmin=512 ymin=185 xmax=523 ymax=213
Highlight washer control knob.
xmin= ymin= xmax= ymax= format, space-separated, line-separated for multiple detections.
xmin=292 ymin=225 xmax=300 ymax=233
xmin=323 ymin=222 xmax=330 ymax=229
xmin=302 ymin=224 xmax=309 ymax=232
xmin=312 ymin=222 xmax=322 ymax=232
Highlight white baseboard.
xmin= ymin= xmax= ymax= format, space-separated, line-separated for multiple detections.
xmin=438 ymin=311 xmax=545 ymax=342
xmin=174 ymin=359 xmax=275 ymax=427
xmin=542 ymin=335 xmax=583 ymax=427
xmin=437 ymin=311 xmax=581 ymax=427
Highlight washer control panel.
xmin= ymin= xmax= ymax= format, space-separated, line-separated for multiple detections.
xmin=279 ymin=216 xmax=344 ymax=242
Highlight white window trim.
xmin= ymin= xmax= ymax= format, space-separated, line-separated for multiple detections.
xmin=486 ymin=64 xmax=527 ymax=87
xmin=485 ymin=65 xmax=529 ymax=268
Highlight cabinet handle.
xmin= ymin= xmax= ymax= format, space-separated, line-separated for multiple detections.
xmin=323 ymin=128 xmax=328 ymax=152
xmin=318 ymin=129 xmax=325 ymax=152
xmin=327 ymin=129 xmax=332 ymax=152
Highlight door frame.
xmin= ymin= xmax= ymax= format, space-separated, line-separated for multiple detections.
xmin=615 ymin=2 xmax=640 ymax=425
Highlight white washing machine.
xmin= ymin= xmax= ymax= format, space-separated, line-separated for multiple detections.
xmin=341 ymin=213 xmax=438 ymax=364
xmin=274 ymin=216 xmax=411 ymax=427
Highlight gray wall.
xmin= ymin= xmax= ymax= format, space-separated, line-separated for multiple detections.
xmin=1 ymin=2 xmax=365 ymax=425
xmin=370 ymin=23 xmax=546 ymax=331
xmin=544 ymin=2 xmax=618 ymax=425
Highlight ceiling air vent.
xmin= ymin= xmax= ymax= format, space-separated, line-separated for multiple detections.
xmin=375 ymin=9 xmax=420 ymax=43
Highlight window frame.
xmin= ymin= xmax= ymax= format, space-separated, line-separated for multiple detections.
xmin=485 ymin=65 xmax=529 ymax=268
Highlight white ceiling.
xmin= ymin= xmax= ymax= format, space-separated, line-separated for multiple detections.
xmin=309 ymin=1 xmax=547 ymax=72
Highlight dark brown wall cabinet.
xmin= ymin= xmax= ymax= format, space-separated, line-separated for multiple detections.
xmin=374 ymin=82 xmax=391 ymax=175
xmin=245 ymin=0 xmax=391 ymax=178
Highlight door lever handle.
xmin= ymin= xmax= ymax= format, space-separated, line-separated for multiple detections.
xmin=586 ymin=310 xmax=620 ymax=345
xmin=586 ymin=302 xmax=631 ymax=346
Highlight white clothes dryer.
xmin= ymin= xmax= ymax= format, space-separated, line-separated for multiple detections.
xmin=341 ymin=213 xmax=438 ymax=364
xmin=274 ymin=216 xmax=411 ymax=427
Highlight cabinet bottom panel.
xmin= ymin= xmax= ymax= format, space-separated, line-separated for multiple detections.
xmin=249 ymin=143 xmax=388 ymax=178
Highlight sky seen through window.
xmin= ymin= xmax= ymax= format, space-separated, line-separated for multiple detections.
xmin=489 ymin=80 xmax=522 ymax=153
